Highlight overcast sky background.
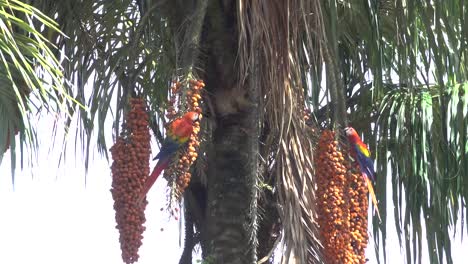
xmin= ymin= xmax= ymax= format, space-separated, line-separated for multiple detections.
xmin=0 ymin=113 xmax=466 ymax=264
xmin=0 ymin=113 xmax=187 ymax=264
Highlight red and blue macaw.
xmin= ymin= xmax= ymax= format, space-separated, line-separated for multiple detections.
xmin=138 ymin=111 xmax=199 ymax=203
xmin=345 ymin=126 xmax=381 ymax=220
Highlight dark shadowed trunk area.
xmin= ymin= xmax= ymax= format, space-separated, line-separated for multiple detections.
xmin=186 ymin=0 xmax=259 ymax=263
xmin=204 ymin=111 xmax=258 ymax=263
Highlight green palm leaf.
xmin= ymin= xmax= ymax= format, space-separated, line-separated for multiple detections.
xmin=0 ymin=0 xmax=75 ymax=179
xmin=375 ymin=83 xmax=468 ymax=264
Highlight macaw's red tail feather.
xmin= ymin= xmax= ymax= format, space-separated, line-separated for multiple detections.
xmin=137 ymin=158 xmax=171 ymax=204
xmin=364 ymin=175 xmax=381 ymax=222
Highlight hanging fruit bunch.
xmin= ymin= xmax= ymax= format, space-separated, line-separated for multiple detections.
xmin=315 ymin=129 xmax=371 ymax=264
xmin=302 ymin=108 xmax=319 ymax=142
xmin=345 ymin=153 xmax=369 ymax=263
xmin=162 ymin=78 xmax=203 ymax=209
xmin=110 ymin=97 xmax=151 ymax=264
xmin=315 ymin=129 xmax=352 ymax=263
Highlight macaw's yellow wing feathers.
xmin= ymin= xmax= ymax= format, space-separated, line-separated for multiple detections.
xmin=356 ymin=142 xmax=371 ymax=157
xmin=365 ymin=175 xmax=381 ymax=221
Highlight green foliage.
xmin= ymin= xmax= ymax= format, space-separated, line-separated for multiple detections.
xmin=1 ymin=0 xmax=467 ymax=263
xmin=23 ymin=0 xmax=176 ymax=170
xmin=315 ymin=0 xmax=468 ymax=263
xmin=0 ymin=0 xmax=75 ymax=180
xmin=376 ymin=83 xmax=468 ymax=264
xmin=196 ymin=255 xmax=215 ymax=264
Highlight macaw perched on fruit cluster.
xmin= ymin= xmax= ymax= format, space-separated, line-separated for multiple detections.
xmin=138 ymin=111 xmax=199 ymax=203
xmin=344 ymin=126 xmax=381 ymax=220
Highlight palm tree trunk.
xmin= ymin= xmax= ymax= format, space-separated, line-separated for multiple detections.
xmin=196 ymin=1 xmax=259 ymax=263
xmin=203 ymin=110 xmax=258 ymax=264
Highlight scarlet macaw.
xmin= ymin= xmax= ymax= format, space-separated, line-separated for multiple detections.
xmin=138 ymin=111 xmax=199 ymax=203
xmin=344 ymin=126 xmax=381 ymax=220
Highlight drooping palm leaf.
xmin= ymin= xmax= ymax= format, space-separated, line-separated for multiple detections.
xmin=25 ymin=0 xmax=176 ymax=171
xmin=312 ymin=1 xmax=468 ymax=263
xmin=238 ymin=0 xmax=326 ymax=262
xmin=375 ymin=83 xmax=468 ymax=264
xmin=0 ymin=0 xmax=75 ymax=180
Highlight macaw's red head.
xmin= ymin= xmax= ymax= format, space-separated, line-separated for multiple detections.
xmin=183 ymin=111 xmax=200 ymax=123
xmin=344 ymin=126 xmax=360 ymax=143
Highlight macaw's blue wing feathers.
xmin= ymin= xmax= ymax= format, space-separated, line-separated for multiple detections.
xmin=355 ymin=145 xmax=376 ymax=182
xmin=154 ymin=137 xmax=180 ymax=160
xmin=346 ymin=126 xmax=380 ymax=221
xmin=140 ymin=111 xmax=198 ymax=203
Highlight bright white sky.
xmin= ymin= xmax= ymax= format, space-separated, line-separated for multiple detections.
xmin=0 ymin=114 xmax=466 ymax=264
xmin=0 ymin=151 xmax=186 ymax=264
xmin=0 ymin=114 xmax=185 ymax=264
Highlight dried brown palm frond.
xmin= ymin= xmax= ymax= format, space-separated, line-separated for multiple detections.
xmin=238 ymin=0 xmax=326 ymax=263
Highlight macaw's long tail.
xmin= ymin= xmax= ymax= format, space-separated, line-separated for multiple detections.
xmin=364 ymin=175 xmax=381 ymax=221
xmin=137 ymin=158 xmax=171 ymax=204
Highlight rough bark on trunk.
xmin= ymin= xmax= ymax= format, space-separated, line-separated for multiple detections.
xmin=200 ymin=1 xmax=259 ymax=262
xmin=162 ymin=0 xmax=260 ymax=262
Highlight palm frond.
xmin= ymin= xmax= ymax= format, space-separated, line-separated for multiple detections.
xmin=238 ymin=0 xmax=325 ymax=262
xmin=0 ymin=0 xmax=75 ymax=178
xmin=315 ymin=1 xmax=468 ymax=263
xmin=374 ymin=83 xmax=468 ymax=264
xmin=25 ymin=0 xmax=177 ymax=170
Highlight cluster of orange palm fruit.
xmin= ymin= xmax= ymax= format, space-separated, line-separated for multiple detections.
xmin=315 ymin=129 xmax=368 ymax=264
xmin=315 ymin=130 xmax=351 ymax=263
xmin=110 ymin=97 xmax=151 ymax=264
xmin=164 ymin=79 xmax=203 ymax=198
xmin=346 ymin=158 xmax=369 ymax=261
